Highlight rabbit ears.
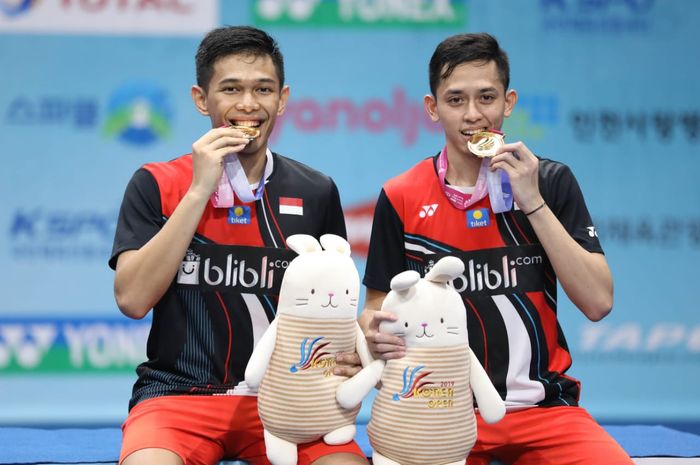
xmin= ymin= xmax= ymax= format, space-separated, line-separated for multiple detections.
xmin=390 ymin=256 xmax=464 ymax=292
xmin=286 ymin=234 xmax=352 ymax=256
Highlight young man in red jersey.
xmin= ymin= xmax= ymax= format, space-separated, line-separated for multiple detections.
xmin=360 ymin=32 xmax=633 ymax=465
xmin=110 ymin=26 xmax=368 ymax=465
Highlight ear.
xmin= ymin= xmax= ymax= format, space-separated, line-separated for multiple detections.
xmin=390 ymin=270 xmax=421 ymax=292
xmin=423 ymin=94 xmax=439 ymax=122
xmin=319 ymin=234 xmax=351 ymax=256
xmin=504 ymin=88 xmax=518 ymax=118
xmin=425 ymin=256 xmax=464 ymax=283
xmin=191 ymin=85 xmax=209 ymax=117
xmin=286 ymin=234 xmax=322 ymax=255
xmin=277 ymin=85 xmax=290 ymax=116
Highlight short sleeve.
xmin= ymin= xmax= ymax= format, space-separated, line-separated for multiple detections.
xmin=108 ymin=168 xmax=163 ymax=269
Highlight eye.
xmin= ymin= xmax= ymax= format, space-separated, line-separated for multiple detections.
xmin=480 ymin=94 xmax=496 ymax=103
xmin=346 ymin=289 xmax=349 ymax=294
xmin=310 ymin=289 xmax=315 ymax=294
xmin=257 ymin=87 xmax=273 ymax=94
xmin=440 ymin=318 xmax=444 ymax=324
xmin=404 ymin=322 xmax=409 ymax=328
xmin=447 ymin=96 xmax=463 ymax=105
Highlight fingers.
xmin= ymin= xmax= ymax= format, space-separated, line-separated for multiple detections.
xmin=368 ymin=310 xmax=398 ymax=329
xmin=333 ymin=352 xmax=362 ymax=377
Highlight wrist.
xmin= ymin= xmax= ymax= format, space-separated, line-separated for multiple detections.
xmin=524 ymin=200 xmax=546 ymax=216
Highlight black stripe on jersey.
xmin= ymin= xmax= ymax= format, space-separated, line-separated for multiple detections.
xmin=259 ymin=189 xmax=286 ymax=248
xmin=504 ymin=293 xmax=577 ymax=407
xmin=203 ymin=291 xmax=254 ymax=387
xmin=464 ymin=295 xmax=508 ymax=400
xmin=496 ymin=211 xmax=534 ymax=247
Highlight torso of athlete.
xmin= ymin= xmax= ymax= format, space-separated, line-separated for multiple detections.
xmin=110 ymin=151 xmax=347 ymax=410
xmin=363 ymin=154 xmax=604 ymax=409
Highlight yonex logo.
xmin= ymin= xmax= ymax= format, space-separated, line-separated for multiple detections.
xmin=587 ymin=226 xmax=598 ymax=238
xmin=419 ymin=204 xmax=438 ymax=218
xmin=257 ymin=0 xmax=320 ymax=21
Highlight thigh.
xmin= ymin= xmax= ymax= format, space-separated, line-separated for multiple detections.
xmin=300 ymin=441 xmax=367 ymax=465
xmin=507 ymin=407 xmax=634 ymax=465
xmin=120 ymin=396 xmax=227 ymax=465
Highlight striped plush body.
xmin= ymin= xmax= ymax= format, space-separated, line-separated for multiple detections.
xmin=336 ymin=257 xmax=505 ymax=465
xmin=258 ymin=314 xmax=361 ymax=443
xmin=244 ymin=234 xmax=371 ymax=465
xmin=368 ymin=346 xmax=475 ymax=465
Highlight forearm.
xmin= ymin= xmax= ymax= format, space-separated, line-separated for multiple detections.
xmin=526 ymin=204 xmax=613 ymax=321
xmin=114 ymin=188 xmax=210 ymax=318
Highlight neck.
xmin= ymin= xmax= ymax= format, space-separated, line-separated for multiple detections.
xmin=238 ymin=148 xmax=267 ymax=184
xmin=444 ymin=145 xmax=482 ymax=187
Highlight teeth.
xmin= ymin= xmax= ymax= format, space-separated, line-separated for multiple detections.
xmin=232 ymin=120 xmax=260 ymax=127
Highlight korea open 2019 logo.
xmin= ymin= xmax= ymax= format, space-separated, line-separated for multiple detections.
xmin=103 ymin=81 xmax=172 ymax=146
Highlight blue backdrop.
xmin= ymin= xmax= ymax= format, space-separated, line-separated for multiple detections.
xmin=1 ymin=0 xmax=698 ymax=426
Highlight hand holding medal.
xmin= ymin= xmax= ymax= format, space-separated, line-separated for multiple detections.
xmin=210 ymin=105 xmax=268 ymax=208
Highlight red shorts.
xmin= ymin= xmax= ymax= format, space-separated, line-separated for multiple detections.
xmin=468 ymin=406 xmax=634 ymax=465
xmin=120 ymin=395 xmax=365 ymax=465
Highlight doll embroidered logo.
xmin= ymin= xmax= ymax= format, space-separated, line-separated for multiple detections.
xmin=393 ymin=365 xmax=455 ymax=408
xmin=290 ymin=336 xmax=334 ymax=376
xmin=392 ymin=364 xmax=434 ymax=401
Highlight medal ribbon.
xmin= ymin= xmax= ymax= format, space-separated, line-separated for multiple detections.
xmin=210 ymin=149 xmax=273 ymax=208
xmin=437 ymin=146 xmax=513 ymax=213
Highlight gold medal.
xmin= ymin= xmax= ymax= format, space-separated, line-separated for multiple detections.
xmin=229 ymin=125 xmax=260 ymax=140
xmin=467 ymin=130 xmax=504 ymax=158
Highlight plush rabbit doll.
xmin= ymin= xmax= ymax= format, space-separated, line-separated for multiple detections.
xmin=245 ymin=234 xmax=373 ymax=465
xmin=337 ymin=256 xmax=505 ymax=465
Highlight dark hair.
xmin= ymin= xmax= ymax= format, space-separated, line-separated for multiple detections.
xmin=428 ymin=33 xmax=510 ymax=95
xmin=195 ymin=25 xmax=285 ymax=91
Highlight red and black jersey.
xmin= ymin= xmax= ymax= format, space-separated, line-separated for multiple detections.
xmin=363 ymin=154 xmax=603 ymax=408
xmin=110 ymin=152 xmax=346 ymax=410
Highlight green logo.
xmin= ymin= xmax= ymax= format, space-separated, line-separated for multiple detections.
xmin=253 ymin=0 xmax=466 ymax=27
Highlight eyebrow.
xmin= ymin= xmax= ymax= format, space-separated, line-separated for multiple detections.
xmin=218 ymin=77 xmax=277 ymax=86
xmin=443 ymin=86 xmax=499 ymax=96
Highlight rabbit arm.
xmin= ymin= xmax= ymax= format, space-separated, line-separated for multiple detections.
xmin=336 ymin=359 xmax=385 ymax=410
xmin=469 ymin=350 xmax=506 ymax=424
xmin=355 ymin=322 xmax=374 ymax=368
xmin=244 ymin=319 xmax=278 ymax=389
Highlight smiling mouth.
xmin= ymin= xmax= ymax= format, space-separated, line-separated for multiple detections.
xmin=321 ymin=297 xmax=338 ymax=309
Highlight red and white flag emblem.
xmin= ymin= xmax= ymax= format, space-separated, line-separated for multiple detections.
xmin=279 ymin=197 xmax=303 ymax=215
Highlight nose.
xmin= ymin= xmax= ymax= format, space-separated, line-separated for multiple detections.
xmin=235 ymin=91 xmax=260 ymax=112
xmin=328 ymin=292 xmax=335 ymax=297
xmin=463 ymin=100 xmax=482 ymax=123
xmin=421 ymin=322 xmax=427 ymax=328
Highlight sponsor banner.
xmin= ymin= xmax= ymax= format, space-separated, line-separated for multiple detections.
xmin=432 ymin=245 xmax=547 ymax=296
xmin=0 ymin=317 xmax=149 ymax=374
xmin=253 ymin=0 xmax=465 ymax=27
xmin=576 ymin=321 xmax=700 ymax=360
xmin=0 ymin=0 xmax=218 ymax=36
xmin=538 ymin=0 xmax=657 ymax=34
xmin=176 ymin=244 xmax=297 ymax=295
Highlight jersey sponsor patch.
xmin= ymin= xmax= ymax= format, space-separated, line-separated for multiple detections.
xmin=228 ymin=205 xmax=251 ymax=224
xmin=279 ymin=197 xmax=303 ymax=215
xmin=176 ymin=244 xmax=297 ymax=295
xmin=466 ymin=208 xmax=490 ymax=228
xmin=429 ymin=244 xmax=548 ymax=296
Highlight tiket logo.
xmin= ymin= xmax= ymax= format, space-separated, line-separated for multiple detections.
xmin=177 ymin=249 xmax=201 ymax=285
xmin=202 ymin=255 xmax=285 ymax=290
xmin=419 ymin=204 xmax=438 ymax=218
xmin=290 ymin=336 xmax=334 ymax=376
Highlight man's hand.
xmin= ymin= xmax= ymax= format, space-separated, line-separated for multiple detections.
xmin=490 ymin=141 xmax=544 ymax=214
xmin=189 ymin=127 xmax=252 ymax=198
xmin=333 ymin=352 xmax=362 ymax=377
xmin=365 ymin=310 xmax=405 ymax=360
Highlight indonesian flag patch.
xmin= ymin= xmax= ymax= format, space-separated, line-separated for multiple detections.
xmin=279 ymin=197 xmax=303 ymax=215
